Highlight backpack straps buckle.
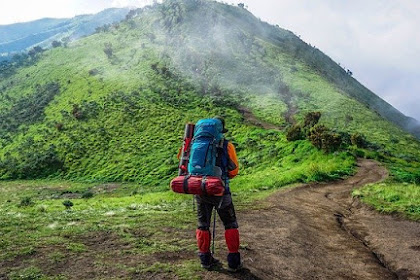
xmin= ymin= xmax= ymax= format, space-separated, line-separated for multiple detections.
xmin=201 ymin=176 xmax=208 ymax=196
xmin=183 ymin=175 xmax=191 ymax=194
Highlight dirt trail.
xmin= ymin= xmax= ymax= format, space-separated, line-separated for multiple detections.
xmin=239 ymin=107 xmax=279 ymax=130
xmin=202 ymin=160 xmax=420 ymax=280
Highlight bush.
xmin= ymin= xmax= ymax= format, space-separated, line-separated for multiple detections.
xmin=303 ymin=112 xmax=321 ymax=128
xmin=55 ymin=122 xmax=64 ymax=131
xmin=286 ymin=125 xmax=304 ymax=141
xmin=20 ymin=197 xmax=34 ymax=207
xmin=351 ymin=133 xmax=368 ymax=148
xmin=309 ymin=125 xmax=342 ymax=153
xmin=72 ymin=104 xmax=83 ymax=120
xmin=81 ymin=191 xmax=94 ymax=199
xmin=51 ymin=40 xmax=62 ymax=48
xmin=323 ymin=132 xmax=343 ymax=153
xmin=62 ymin=200 xmax=74 ymax=210
xmin=103 ymin=43 xmax=113 ymax=59
xmin=308 ymin=125 xmax=327 ymax=150
xmin=88 ymin=68 xmax=99 ymax=76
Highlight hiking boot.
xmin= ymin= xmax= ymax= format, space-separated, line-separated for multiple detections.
xmin=227 ymin=252 xmax=243 ymax=272
xmin=199 ymin=252 xmax=220 ymax=270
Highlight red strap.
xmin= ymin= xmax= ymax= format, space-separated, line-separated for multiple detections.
xmin=184 ymin=137 xmax=192 ymax=153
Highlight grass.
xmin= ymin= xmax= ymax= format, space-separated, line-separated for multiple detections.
xmin=0 ymin=0 xmax=420 ymax=278
xmin=0 ymin=147 xmax=355 ymax=278
xmin=353 ymin=182 xmax=420 ymax=221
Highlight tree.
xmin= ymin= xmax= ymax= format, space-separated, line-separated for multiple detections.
xmin=61 ymin=36 xmax=70 ymax=48
xmin=72 ymin=104 xmax=83 ymax=120
xmin=126 ymin=9 xmax=137 ymax=20
xmin=33 ymin=46 xmax=44 ymax=53
xmin=51 ymin=40 xmax=62 ymax=48
xmin=28 ymin=46 xmax=44 ymax=58
xmin=238 ymin=3 xmax=245 ymax=8
xmin=103 ymin=43 xmax=113 ymax=59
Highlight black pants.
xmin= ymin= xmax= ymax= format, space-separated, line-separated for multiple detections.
xmin=196 ymin=194 xmax=238 ymax=230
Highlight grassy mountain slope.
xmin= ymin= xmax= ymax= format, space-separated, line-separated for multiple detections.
xmin=160 ymin=1 xmax=420 ymax=139
xmin=0 ymin=8 xmax=130 ymax=55
xmin=0 ymin=1 xmax=419 ymax=278
xmin=0 ymin=0 xmax=419 ymax=185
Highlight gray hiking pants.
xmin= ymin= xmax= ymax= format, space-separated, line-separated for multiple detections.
xmin=195 ymin=194 xmax=238 ymax=230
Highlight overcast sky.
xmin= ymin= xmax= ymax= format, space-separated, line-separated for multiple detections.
xmin=1 ymin=0 xmax=419 ymax=121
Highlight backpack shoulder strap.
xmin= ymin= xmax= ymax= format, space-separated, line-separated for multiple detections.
xmin=222 ymin=139 xmax=231 ymax=194
xmin=221 ymin=139 xmax=229 ymax=176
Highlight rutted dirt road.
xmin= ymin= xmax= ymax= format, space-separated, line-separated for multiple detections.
xmin=202 ymin=160 xmax=420 ymax=280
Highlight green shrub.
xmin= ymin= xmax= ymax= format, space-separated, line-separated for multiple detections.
xmin=81 ymin=191 xmax=94 ymax=199
xmin=308 ymin=125 xmax=327 ymax=150
xmin=286 ymin=125 xmax=304 ymax=141
xmin=309 ymin=125 xmax=343 ymax=153
xmin=351 ymin=133 xmax=368 ymax=148
xmin=62 ymin=200 xmax=74 ymax=210
xmin=303 ymin=111 xmax=321 ymax=128
xmin=19 ymin=197 xmax=34 ymax=207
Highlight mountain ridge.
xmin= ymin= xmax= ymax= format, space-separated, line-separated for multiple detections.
xmin=0 ymin=8 xmax=130 ymax=56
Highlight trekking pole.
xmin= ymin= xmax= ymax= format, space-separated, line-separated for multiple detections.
xmin=211 ymin=196 xmax=224 ymax=256
xmin=211 ymin=206 xmax=217 ymax=256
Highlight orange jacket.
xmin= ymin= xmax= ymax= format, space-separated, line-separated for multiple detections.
xmin=226 ymin=141 xmax=239 ymax=179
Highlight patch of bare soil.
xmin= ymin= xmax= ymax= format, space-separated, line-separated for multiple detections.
xmin=239 ymin=107 xmax=279 ymax=130
xmin=0 ymin=230 xmax=194 ymax=280
xmin=53 ymin=232 xmax=193 ymax=280
xmin=201 ymin=159 xmax=420 ymax=280
xmin=92 ymin=183 xmax=121 ymax=194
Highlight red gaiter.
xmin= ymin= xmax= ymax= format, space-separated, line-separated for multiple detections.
xmin=225 ymin=228 xmax=240 ymax=253
xmin=196 ymin=229 xmax=211 ymax=253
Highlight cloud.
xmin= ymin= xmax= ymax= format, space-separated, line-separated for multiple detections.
xmin=1 ymin=0 xmax=418 ymax=121
xmin=111 ymin=0 xmax=160 ymax=8
xmin=225 ymin=0 xmax=420 ymax=121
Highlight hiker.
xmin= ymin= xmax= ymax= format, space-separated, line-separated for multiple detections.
xmin=193 ymin=117 xmax=241 ymax=271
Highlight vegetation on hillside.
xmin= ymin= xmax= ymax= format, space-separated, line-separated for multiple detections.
xmin=0 ymin=0 xmax=419 ymax=277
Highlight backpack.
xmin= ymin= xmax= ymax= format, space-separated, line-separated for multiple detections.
xmin=188 ymin=118 xmax=224 ymax=176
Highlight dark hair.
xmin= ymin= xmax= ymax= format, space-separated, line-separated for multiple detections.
xmin=213 ymin=116 xmax=228 ymax=133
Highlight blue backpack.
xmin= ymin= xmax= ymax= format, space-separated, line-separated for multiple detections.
xmin=188 ymin=119 xmax=224 ymax=176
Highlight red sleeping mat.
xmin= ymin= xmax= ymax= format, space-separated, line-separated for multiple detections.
xmin=170 ymin=175 xmax=225 ymax=196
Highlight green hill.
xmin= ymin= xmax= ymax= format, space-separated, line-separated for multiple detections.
xmin=0 ymin=1 xmax=419 ymax=278
xmin=0 ymin=0 xmax=419 ymax=187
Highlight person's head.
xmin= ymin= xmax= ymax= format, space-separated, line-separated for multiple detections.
xmin=213 ymin=116 xmax=228 ymax=133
